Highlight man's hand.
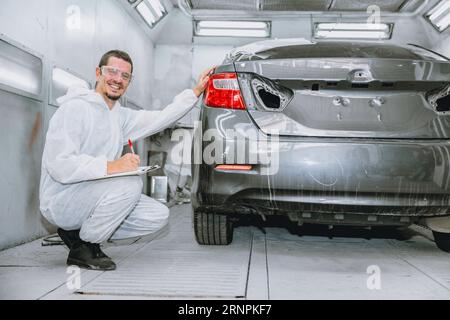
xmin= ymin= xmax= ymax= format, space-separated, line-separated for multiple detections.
xmin=193 ymin=66 xmax=216 ymax=97
xmin=107 ymin=153 xmax=140 ymax=175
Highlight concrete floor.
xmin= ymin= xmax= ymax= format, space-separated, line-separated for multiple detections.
xmin=0 ymin=204 xmax=449 ymax=300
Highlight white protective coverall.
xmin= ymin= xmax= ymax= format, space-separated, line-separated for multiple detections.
xmin=39 ymin=86 xmax=198 ymax=243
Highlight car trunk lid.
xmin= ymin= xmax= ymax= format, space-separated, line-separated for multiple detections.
xmin=235 ymin=56 xmax=450 ymax=139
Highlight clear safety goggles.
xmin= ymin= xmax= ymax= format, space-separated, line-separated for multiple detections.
xmin=101 ymin=66 xmax=133 ymax=82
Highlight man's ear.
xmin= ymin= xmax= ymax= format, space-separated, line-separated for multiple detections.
xmin=95 ymin=67 xmax=101 ymax=80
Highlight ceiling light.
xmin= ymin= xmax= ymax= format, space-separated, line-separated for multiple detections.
xmin=135 ymin=0 xmax=166 ymax=28
xmin=425 ymin=0 xmax=450 ymax=32
xmin=148 ymin=0 xmax=165 ymax=18
xmin=314 ymin=23 xmax=392 ymax=39
xmin=195 ymin=20 xmax=271 ymax=38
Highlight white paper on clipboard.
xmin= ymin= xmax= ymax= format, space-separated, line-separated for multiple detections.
xmin=93 ymin=165 xmax=160 ymax=180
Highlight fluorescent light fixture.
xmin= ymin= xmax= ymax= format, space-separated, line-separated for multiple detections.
xmin=314 ymin=23 xmax=392 ymax=39
xmin=52 ymin=68 xmax=89 ymax=89
xmin=136 ymin=2 xmax=156 ymax=26
xmin=148 ymin=0 xmax=165 ymax=18
xmin=425 ymin=0 xmax=450 ymax=32
xmin=195 ymin=20 xmax=270 ymax=38
xmin=0 ymin=40 xmax=42 ymax=95
xmin=198 ymin=21 xmax=268 ymax=29
xmin=136 ymin=0 xmax=166 ymax=28
xmin=0 ymin=67 xmax=41 ymax=94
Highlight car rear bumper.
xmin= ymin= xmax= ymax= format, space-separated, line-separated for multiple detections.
xmin=192 ymin=136 xmax=450 ymax=224
xmin=193 ymin=188 xmax=450 ymax=225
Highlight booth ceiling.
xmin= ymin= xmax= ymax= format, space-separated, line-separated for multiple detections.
xmin=176 ymin=0 xmax=424 ymax=12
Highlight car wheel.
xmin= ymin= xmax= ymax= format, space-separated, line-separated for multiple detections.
xmin=193 ymin=210 xmax=233 ymax=245
xmin=433 ymin=231 xmax=450 ymax=252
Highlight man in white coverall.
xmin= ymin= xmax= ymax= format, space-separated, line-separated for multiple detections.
xmin=40 ymin=50 xmax=213 ymax=271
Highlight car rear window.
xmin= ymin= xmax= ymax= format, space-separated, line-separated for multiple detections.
xmin=243 ymin=42 xmax=448 ymax=61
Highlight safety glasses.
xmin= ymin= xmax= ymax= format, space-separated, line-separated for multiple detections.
xmin=101 ymin=66 xmax=133 ymax=82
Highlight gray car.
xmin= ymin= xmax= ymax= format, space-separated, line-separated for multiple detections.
xmin=191 ymin=40 xmax=450 ymax=252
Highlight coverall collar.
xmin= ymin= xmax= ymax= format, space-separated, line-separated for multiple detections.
xmin=57 ymin=85 xmax=122 ymax=111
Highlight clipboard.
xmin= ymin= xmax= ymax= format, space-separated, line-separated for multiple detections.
xmin=93 ymin=165 xmax=161 ymax=180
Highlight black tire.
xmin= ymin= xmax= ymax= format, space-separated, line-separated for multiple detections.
xmin=193 ymin=210 xmax=233 ymax=245
xmin=433 ymin=231 xmax=450 ymax=252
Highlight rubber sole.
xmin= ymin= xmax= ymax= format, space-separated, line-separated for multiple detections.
xmin=67 ymin=258 xmax=116 ymax=271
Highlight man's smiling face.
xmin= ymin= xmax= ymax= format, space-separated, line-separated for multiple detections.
xmin=95 ymin=56 xmax=132 ymax=105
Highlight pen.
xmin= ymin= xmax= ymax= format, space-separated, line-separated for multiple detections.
xmin=128 ymin=139 xmax=135 ymax=154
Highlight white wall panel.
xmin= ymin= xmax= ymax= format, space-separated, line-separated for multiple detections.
xmin=46 ymin=0 xmax=97 ymax=78
xmin=153 ymin=45 xmax=192 ymax=110
xmin=155 ymin=9 xmax=193 ymax=45
xmin=272 ymin=18 xmax=313 ymax=39
xmin=153 ymin=44 xmax=232 ymax=110
xmin=191 ymin=45 xmax=232 ymax=79
xmin=120 ymin=19 xmax=155 ymax=108
xmin=0 ymin=0 xmax=48 ymax=54
xmin=0 ymin=90 xmax=48 ymax=249
xmin=0 ymin=0 xmax=155 ymax=249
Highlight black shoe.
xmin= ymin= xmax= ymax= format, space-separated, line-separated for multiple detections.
xmin=57 ymin=228 xmax=81 ymax=250
xmin=67 ymin=242 xmax=116 ymax=271
xmin=88 ymin=242 xmax=111 ymax=259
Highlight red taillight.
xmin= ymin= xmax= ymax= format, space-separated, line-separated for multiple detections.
xmin=204 ymin=73 xmax=246 ymax=110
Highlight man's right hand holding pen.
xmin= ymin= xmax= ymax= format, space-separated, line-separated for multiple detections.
xmin=107 ymin=140 xmax=140 ymax=175
xmin=107 ymin=153 xmax=140 ymax=175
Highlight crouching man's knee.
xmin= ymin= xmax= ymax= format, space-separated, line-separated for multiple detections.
xmin=142 ymin=200 xmax=170 ymax=233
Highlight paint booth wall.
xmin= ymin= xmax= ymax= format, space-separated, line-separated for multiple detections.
xmin=0 ymin=0 xmax=155 ymax=250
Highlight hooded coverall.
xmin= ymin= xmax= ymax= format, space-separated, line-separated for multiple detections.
xmin=39 ymin=86 xmax=197 ymax=243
